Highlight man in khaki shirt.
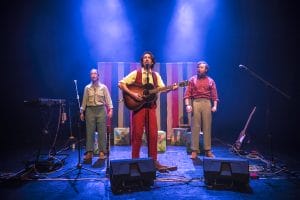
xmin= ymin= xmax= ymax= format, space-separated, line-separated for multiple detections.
xmin=80 ymin=69 xmax=113 ymax=163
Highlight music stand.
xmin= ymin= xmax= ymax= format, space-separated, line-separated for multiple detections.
xmin=58 ymin=80 xmax=101 ymax=178
xmin=239 ymin=64 xmax=291 ymax=170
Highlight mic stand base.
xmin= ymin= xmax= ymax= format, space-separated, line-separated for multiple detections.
xmin=58 ymin=163 xmax=102 ymax=178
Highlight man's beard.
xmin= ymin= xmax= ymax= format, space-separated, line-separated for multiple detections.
xmin=144 ymin=63 xmax=152 ymax=70
xmin=92 ymin=78 xmax=99 ymax=84
xmin=197 ymin=72 xmax=207 ymax=79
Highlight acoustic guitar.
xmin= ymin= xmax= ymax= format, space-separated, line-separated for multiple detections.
xmin=122 ymin=80 xmax=188 ymax=111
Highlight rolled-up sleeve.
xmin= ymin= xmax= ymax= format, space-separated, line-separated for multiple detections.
xmin=80 ymin=86 xmax=88 ymax=112
xmin=155 ymin=72 xmax=165 ymax=87
xmin=119 ymin=70 xmax=137 ymax=85
xmin=103 ymin=85 xmax=113 ymax=109
xmin=184 ymin=78 xmax=194 ymax=99
xmin=210 ymin=80 xmax=219 ymax=102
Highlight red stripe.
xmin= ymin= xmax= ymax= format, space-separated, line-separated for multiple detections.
xmin=171 ymin=63 xmax=179 ymax=128
xmin=102 ymin=62 xmax=112 ymax=126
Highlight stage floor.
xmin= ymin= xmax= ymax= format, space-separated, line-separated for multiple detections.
xmin=0 ymin=139 xmax=299 ymax=199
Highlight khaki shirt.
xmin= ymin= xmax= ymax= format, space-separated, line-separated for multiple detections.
xmin=81 ymin=82 xmax=113 ymax=112
xmin=119 ymin=68 xmax=165 ymax=87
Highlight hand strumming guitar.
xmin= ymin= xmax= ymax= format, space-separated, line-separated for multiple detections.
xmin=131 ymin=92 xmax=143 ymax=101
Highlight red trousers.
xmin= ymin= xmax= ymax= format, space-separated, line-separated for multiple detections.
xmin=131 ymin=107 xmax=158 ymax=160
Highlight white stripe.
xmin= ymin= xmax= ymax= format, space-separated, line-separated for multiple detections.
xmin=97 ymin=63 xmax=104 ymax=85
xmin=117 ymin=62 xmax=125 ymax=127
xmin=166 ymin=63 xmax=173 ymax=139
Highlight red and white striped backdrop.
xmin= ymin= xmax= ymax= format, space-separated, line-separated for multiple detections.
xmin=98 ymin=62 xmax=197 ymax=138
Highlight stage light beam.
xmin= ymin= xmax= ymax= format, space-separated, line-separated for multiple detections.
xmin=164 ymin=0 xmax=216 ymax=61
xmin=81 ymin=0 xmax=134 ymax=61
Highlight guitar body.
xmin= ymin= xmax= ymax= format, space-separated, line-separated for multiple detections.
xmin=123 ymin=83 xmax=157 ymax=111
xmin=235 ymin=130 xmax=246 ymax=150
xmin=122 ymin=80 xmax=188 ymax=111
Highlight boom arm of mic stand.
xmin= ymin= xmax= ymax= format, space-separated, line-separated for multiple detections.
xmin=243 ymin=66 xmax=291 ymax=100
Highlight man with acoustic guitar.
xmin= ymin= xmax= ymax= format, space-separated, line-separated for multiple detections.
xmin=118 ymin=51 xmax=178 ymax=172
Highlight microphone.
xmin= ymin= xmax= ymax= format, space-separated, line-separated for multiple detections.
xmin=145 ymin=64 xmax=150 ymax=70
xmin=74 ymin=80 xmax=77 ymax=84
xmin=239 ymin=64 xmax=248 ymax=70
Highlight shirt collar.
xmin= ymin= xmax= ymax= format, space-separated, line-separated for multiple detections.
xmin=141 ymin=68 xmax=152 ymax=74
xmin=90 ymin=81 xmax=101 ymax=87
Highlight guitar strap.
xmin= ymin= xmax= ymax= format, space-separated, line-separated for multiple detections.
xmin=136 ymin=69 xmax=158 ymax=108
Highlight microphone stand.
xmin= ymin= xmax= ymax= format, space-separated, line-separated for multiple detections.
xmin=57 ymin=80 xmax=101 ymax=178
xmin=105 ymin=124 xmax=111 ymax=177
xmin=239 ymin=64 xmax=290 ymax=171
xmin=145 ymin=65 xmax=151 ymax=158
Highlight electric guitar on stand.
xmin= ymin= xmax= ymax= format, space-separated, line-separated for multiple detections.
xmin=234 ymin=106 xmax=257 ymax=151
xmin=122 ymin=80 xmax=188 ymax=111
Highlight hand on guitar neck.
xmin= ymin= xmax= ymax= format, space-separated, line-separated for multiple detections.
xmin=171 ymin=83 xmax=179 ymax=91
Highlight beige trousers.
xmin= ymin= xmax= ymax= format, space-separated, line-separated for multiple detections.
xmin=191 ymin=98 xmax=212 ymax=152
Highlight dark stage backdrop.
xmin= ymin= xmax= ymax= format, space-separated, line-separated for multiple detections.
xmin=0 ymin=0 xmax=299 ymax=157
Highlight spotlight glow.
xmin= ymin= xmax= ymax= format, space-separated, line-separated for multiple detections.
xmin=164 ymin=0 xmax=216 ymax=61
xmin=81 ymin=0 xmax=134 ymax=61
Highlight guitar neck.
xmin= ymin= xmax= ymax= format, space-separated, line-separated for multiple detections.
xmin=242 ymin=106 xmax=256 ymax=131
xmin=149 ymin=85 xmax=173 ymax=94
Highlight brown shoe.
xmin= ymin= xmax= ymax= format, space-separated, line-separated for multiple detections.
xmin=190 ymin=151 xmax=198 ymax=159
xmin=99 ymin=151 xmax=106 ymax=160
xmin=83 ymin=151 xmax=93 ymax=164
xmin=154 ymin=161 xmax=168 ymax=173
xmin=205 ymin=150 xmax=215 ymax=158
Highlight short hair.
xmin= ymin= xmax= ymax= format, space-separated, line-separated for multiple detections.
xmin=140 ymin=51 xmax=156 ymax=69
xmin=197 ymin=61 xmax=209 ymax=71
xmin=90 ymin=68 xmax=99 ymax=76
xmin=90 ymin=68 xmax=99 ymax=75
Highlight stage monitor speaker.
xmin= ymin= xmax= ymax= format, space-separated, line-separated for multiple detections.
xmin=109 ymin=158 xmax=156 ymax=194
xmin=203 ymin=157 xmax=249 ymax=187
